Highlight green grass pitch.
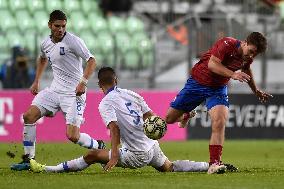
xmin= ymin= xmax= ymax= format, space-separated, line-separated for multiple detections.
xmin=1 ymin=140 xmax=284 ymax=189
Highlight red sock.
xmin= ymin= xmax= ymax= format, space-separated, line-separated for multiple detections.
xmin=209 ymin=145 xmax=223 ymax=165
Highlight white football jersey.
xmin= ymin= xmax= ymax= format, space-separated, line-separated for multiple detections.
xmin=99 ymin=87 xmax=156 ymax=152
xmin=40 ymin=32 xmax=94 ymax=94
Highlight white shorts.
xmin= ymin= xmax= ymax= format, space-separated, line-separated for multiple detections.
xmin=110 ymin=141 xmax=168 ymax=169
xmin=32 ymin=87 xmax=86 ymax=127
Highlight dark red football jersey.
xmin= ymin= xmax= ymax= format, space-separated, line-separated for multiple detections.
xmin=191 ymin=37 xmax=252 ymax=87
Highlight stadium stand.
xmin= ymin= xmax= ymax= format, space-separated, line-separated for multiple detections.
xmin=0 ymin=0 xmax=283 ymax=91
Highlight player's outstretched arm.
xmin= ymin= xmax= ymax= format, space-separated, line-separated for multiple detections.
xmin=30 ymin=57 xmax=48 ymax=95
xmin=104 ymin=121 xmax=120 ymax=172
xmin=208 ymin=55 xmax=251 ymax=83
xmin=76 ymin=57 xmax=96 ymax=96
xmin=242 ymin=67 xmax=273 ymax=103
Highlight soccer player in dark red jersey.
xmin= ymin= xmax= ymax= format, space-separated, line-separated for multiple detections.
xmin=165 ymin=32 xmax=273 ymax=174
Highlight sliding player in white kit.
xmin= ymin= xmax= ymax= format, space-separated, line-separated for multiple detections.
xmin=11 ymin=10 xmax=105 ymax=171
xmin=30 ymin=67 xmax=210 ymax=173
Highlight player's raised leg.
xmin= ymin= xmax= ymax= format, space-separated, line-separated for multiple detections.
xmin=207 ymin=105 xmax=228 ymax=174
xmin=66 ymin=125 xmax=106 ymax=150
xmin=11 ymin=106 xmax=42 ymax=171
xmin=65 ymin=96 xmax=105 ymax=150
xmin=165 ymin=107 xmax=196 ymax=128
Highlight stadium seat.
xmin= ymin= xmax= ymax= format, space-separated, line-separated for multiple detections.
xmin=93 ymin=53 xmax=104 ymax=67
xmin=126 ymin=16 xmax=145 ymax=34
xmin=89 ymin=13 xmax=108 ymax=35
xmin=81 ymin=0 xmax=100 ymax=17
xmin=114 ymin=32 xmax=140 ymax=69
xmin=0 ymin=0 xmax=8 ymax=10
xmin=0 ymin=10 xmax=17 ymax=32
xmin=69 ymin=11 xmax=89 ymax=34
xmin=0 ymin=35 xmax=8 ymax=52
xmin=79 ymin=30 xmax=99 ymax=54
xmin=107 ymin=16 xmax=126 ymax=34
xmin=132 ymin=33 xmax=154 ymax=67
xmin=39 ymin=29 xmax=51 ymax=41
xmin=96 ymin=33 xmax=115 ymax=66
xmin=26 ymin=0 xmax=45 ymax=14
xmin=45 ymin=0 xmax=63 ymax=13
xmin=8 ymin=0 xmax=26 ymax=13
xmin=6 ymin=29 xmax=26 ymax=48
xmin=114 ymin=32 xmax=131 ymax=65
xmin=15 ymin=10 xmax=35 ymax=33
xmin=33 ymin=10 xmax=49 ymax=34
xmin=63 ymin=0 xmax=80 ymax=13
xmin=25 ymin=30 xmax=38 ymax=54
xmin=280 ymin=1 xmax=284 ymax=20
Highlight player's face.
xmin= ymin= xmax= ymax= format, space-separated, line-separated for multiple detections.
xmin=242 ymin=42 xmax=258 ymax=61
xmin=48 ymin=20 xmax=67 ymax=42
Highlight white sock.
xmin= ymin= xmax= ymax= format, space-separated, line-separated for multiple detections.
xmin=23 ymin=123 xmax=36 ymax=159
xmin=45 ymin=156 xmax=89 ymax=173
xmin=173 ymin=160 xmax=209 ymax=172
xmin=76 ymin=133 xmax=99 ymax=149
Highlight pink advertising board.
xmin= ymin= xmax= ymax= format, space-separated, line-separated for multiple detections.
xmin=0 ymin=90 xmax=186 ymax=142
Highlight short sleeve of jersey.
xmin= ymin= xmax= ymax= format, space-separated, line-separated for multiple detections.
xmin=71 ymin=36 xmax=94 ymax=62
xmin=39 ymin=42 xmax=46 ymax=58
xmin=125 ymin=89 xmax=151 ymax=114
xmin=99 ymin=99 xmax=117 ymax=128
xmin=138 ymin=95 xmax=151 ymax=114
xmin=211 ymin=38 xmax=233 ymax=61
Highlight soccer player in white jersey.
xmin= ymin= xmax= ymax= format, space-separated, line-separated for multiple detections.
xmin=11 ymin=10 xmax=105 ymax=171
xmin=29 ymin=67 xmax=217 ymax=174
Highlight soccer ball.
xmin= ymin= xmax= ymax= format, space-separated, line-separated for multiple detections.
xmin=143 ymin=116 xmax=167 ymax=140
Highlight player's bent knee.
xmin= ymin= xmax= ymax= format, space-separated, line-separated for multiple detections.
xmin=165 ymin=115 xmax=175 ymax=124
xmin=66 ymin=133 xmax=80 ymax=143
xmin=156 ymin=160 xmax=173 ymax=172
xmin=211 ymin=120 xmax=226 ymax=132
xmin=23 ymin=112 xmax=38 ymax=124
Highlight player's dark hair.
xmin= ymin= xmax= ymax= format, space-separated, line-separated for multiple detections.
xmin=98 ymin=67 xmax=117 ymax=85
xmin=49 ymin=10 xmax=67 ymax=23
xmin=246 ymin=32 xmax=267 ymax=54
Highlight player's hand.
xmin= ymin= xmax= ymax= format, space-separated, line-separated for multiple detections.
xmin=254 ymin=88 xmax=273 ymax=103
xmin=30 ymin=81 xmax=39 ymax=95
xmin=104 ymin=156 xmax=118 ymax=172
xmin=231 ymin=71 xmax=251 ymax=83
xmin=75 ymin=82 xmax=86 ymax=96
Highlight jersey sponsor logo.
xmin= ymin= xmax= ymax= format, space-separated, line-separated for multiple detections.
xmin=60 ymin=47 xmax=65 ymax=55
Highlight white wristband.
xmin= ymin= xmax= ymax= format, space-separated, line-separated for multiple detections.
xmin=80 ymin=77 xmax=88 ymax=86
